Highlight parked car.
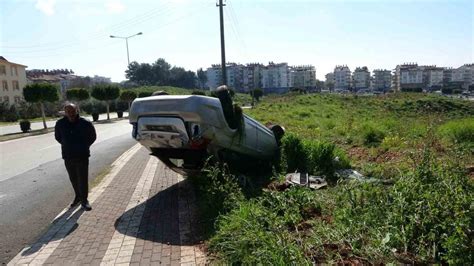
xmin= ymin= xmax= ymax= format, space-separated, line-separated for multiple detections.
xmin=129 ymin=89 xmax=284 ymax=176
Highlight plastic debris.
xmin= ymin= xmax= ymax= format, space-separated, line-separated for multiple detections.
xmin=285 ymin=172 xmax=327 ymax=190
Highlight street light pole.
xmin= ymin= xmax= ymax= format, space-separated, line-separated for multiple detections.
xmin=110 ymin=32 xmax=143 ymax=66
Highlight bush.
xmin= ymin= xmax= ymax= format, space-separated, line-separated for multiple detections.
xmin=437 ymin=118 xmax=474 ymax=145
xmin=362 ymin=126 xmax=386 ymax=147
xmin=81 ymin=99 xmax=107 ymax=114
xmin=138 ymin=91 xmax=152 ymax=98
xmin=281 ymin=134 xmax=350 ymax=182
xmin=281 ymin=133 xmax=308 ymax=173
xmin=3 ymin=105 xmax=19 ymax=122
xmin=191 ymin=90 xmax=206 ymax=95
xmin=210 ymin=187 xmax=316 ymax=264
xmin=19 ymin=120 xmax=31 ymax=132
xmin=334 ymin=149 xmax=473 ymax=264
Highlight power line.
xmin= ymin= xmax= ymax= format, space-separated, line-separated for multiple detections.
xmin=1 ymin=0 xmax=177 ymax=51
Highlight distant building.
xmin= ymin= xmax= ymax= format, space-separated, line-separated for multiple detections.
xmin=205 ymin=64 xmax=222 ymax=91
xmin=289 ymin=65 xmax=316 ymax=90
xmin=451 ymin=64 xmax=474 ymax=90
xmin=334 ymin=65 xmax=351 ymax=90
xmin=226 ymin=63 xmax=245 ymax=92
xmin=0 ymin=56 xmax=28 ymax=106
xmin=242 ymin=63 xmax=263 ymax=92
xmin=352 ymin=66 xmax=370 ymax=91
xmin=91 ymin=75 xmax=111 ymax=85
xmin=423 ymin=66 xmax=444 ymax=91
xmin=372 ymin=69 xmax=391 ymax=92
xmin=394 ymin=63 xmax=423 ymax=91
xmin=261 ymin=62 xmax=290 ymax=93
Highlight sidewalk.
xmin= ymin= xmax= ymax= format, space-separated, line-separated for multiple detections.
xmin=8 ymin=144 xmax=206 ymax=265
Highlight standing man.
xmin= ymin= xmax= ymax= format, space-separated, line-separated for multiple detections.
xmin=55 ymin=103 xmax=96 ymax=211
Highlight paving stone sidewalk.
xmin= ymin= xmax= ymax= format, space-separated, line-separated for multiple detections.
xmin=8 ymin=144 xmax=206 ymax=265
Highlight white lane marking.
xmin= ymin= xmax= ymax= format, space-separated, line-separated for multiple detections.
xmin=7 ymin=144 xmax=142 ymax=266
xmin=101 ymin=156 xmax=158 ymax=264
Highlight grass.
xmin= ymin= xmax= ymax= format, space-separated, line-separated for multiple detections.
xmin=90 ymin=166 xmax=112 ymax=189
xmin=129 ymin=85 xmax=252 ymax=105
xmin=189 ymin=92 xmax=474 ymax=264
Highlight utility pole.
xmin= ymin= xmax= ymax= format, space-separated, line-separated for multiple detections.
xmin=217 ymin=0 xmax=227 ymax=85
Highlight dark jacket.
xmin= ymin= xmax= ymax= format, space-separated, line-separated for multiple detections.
xmin=55 ymin=116 xmax=97 ymax=159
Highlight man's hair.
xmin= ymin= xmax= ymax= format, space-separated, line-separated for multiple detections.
xmin=64 ymin=102 xmax=77 ymax=109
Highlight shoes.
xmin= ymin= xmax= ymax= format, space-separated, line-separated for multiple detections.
xmin=81 ymin=201 xmax=92 ymax=211
xmin=70 ymin=198 xmax=81 ymax=208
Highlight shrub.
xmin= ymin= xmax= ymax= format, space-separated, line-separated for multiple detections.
xmin=210 ymin=187 xmax=316 ymax=264
xmin=334 ymin=149 xmax=473 ymax=264
xmin=362 ymin=126 xmax=386 ymax=147
xmin=281 ymin=133 xmax=308 ymax=173
xmin=19 ymin=120 xmax=31 ymax=132
xmin=188 ymin=162 xmax=244 ymax=235
xmin=191 ymin=90 xmax=206 ymax=95
xmin=138 ymin=91 xmax=152 ymax=98
xmin=437 ymin=118 xmax=474 ymax=145
xmin=2 ymin=104 xmax=19 ymax=122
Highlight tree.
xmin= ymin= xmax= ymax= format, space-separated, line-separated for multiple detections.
xmin=197 ymin=68 xmax=207 ymax=89
xmin=23 ymin=83 xmax=59 ymax=129
xmin=119 ymin=90 xmax=137 ymax=111
xmin=315 ymin=79 xmax=325 ymax=90
xmin=326 ymin=81 xmax=335 ymax=92
xmin=250 ymin=88 xmax=263 ymax=102
xmin=66 ymin=88 xmax=90 ymax=109
xmin=91 ymin=84 xmax=120 ymax=120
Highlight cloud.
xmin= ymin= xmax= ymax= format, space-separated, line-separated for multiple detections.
xmin=35 ymin=0 xmax=56 ymax=16
xmin=105 ymin=0 xmax=125 ymax=14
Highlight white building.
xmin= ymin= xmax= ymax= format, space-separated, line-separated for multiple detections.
xmin=205 ymin=64 xmax=222 ymax=91
xmin=424 ymin=66 xmax=444 ymax=90
xmin=352 ymin=66 xmax=370 ymax=90
xmin=289 ymin=65 xmax=316 ymax=89
xmin=261 ymin=62 xmax=290 ymax=93
xmin=0 ymin=56 xmax=28 ymax=106
xmin=226 ymin=63 xmax=245 ymax=92
xmin=91 ymin=75 xmax=111 ymax=85
xmin=394 ymin=63 xmax=423 ymax=91
xmin=452 ymin=64 xmax=474 ymax=89
xmin=242 ymin=63 xmax=263 ymax=92
xmin=334 ymin=65 xmax=351 ymax=90
xmin=372 ymin=69 xmax=391 ymax=92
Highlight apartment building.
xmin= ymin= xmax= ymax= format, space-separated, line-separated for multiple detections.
xmin=242 ymin=63 xmax=263 ymax=92
xmin=261 ymin=62 xmax=290 ymax=93
xmin=289 ymin=65 xmax=316 ymax=90
xmin=0 ymin=56 xmax=28 ymax=106
xmin=394 ymin=63 xmax=423 ymax=91
xmin=226 ymin=63 xmax=245 ymax=92
xmin=451 ymin=64 xmax=474 ymax=89
xmin=352 ymin=66 xmax=370 ymax=90
xmin=423 ymin=66 xmax=444 ymax=90
xmin=372 ymin=69 xmax=392 ymax=92
xmin=334 ymin=65 xmax=351 ymax=90
xmin=205 ymin=64 xmax=222 ymax=91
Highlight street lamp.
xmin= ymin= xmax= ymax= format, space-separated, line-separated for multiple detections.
xmin=110 ymin=32 xmax=143 ymax=65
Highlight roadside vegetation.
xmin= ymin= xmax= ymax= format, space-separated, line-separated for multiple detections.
xmin=190 ymin=92 xmax=473 ymax=264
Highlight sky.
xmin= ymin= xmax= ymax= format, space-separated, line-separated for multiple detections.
xmin=1 ymin=0 xmax=473 ymax=82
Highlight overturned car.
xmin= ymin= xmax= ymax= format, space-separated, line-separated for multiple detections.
xmin=129 ymin=88 xmax=284 ymax=176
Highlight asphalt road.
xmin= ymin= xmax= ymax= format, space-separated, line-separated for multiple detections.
xmin=0 ymin=120 xmax=136 ymax=264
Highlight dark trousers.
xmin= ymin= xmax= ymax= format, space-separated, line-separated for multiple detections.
xmin=64 ymin=158 xmax=89 ymax=203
